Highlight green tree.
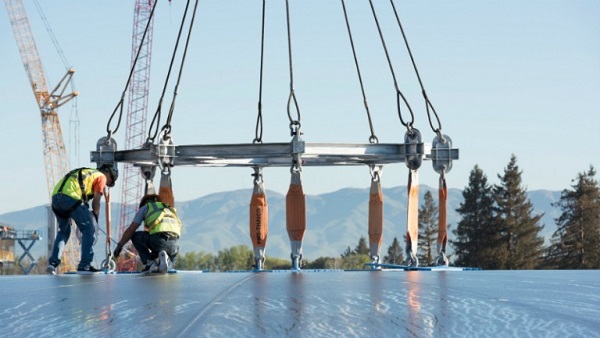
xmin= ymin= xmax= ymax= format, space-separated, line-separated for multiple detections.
xmin=417 ymin=191 xmax=438 ymax=266
xmin=340 ymin=253 xmax=370 ymax=270
xmin=265 ymin=256 xmax=292 ymax=270
xmin=340 ymin=246 xmax=353 ymax=258
xmin=545 ymin=166 xmax=600 ymax=269
xmin=452 ymin=165 xmax=504 ymax=269
xmin=383 ymin=237 xmax=404 ymax=264
xmin=178 ymin=251 xmax=198 ymax=270
xmin=303 ymin=257 xmax=341 ymax=269
xmin=354 ymin=236 xmax=369 ymax=255
xmin=217 ymin=245 xmax=254 ymax=271
xmin=336 ymin=237 xmax=371 ymax=269
xmin=178 ymin=251 xmax=217 ymax=271
xmin=494 ymin=155 xmax=545 ymax=269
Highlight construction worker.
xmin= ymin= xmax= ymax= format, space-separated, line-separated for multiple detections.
xmin=114 ymin=194 xmax=181 ymax=273
xmin=47 ymin=164 xmax=118 ymax=275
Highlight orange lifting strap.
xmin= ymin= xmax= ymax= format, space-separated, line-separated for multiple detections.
xmin=406 ymin=170 xmax=419 ymax=265
xmin=437 ymin=174 xmax=448 ymax=256
xmin=250 ymin=174 xmax=268 ymax=257
xmin=159 ymin=170 xmax=175 ymax=207
xmin=286 ymin=171 xmax=306 ymax=254
xmin=368 ymin=168 xmax=383 ymax=261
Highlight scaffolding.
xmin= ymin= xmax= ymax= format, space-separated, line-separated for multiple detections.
xmin=0 ymin=225 xmax=41 ymax=275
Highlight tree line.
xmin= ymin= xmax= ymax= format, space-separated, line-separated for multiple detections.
xmin=453 ymin=155 xmax=599 ymax=269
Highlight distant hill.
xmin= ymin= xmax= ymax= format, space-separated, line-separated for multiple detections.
xmin=0 ymin=186 xmax=562 ymax=262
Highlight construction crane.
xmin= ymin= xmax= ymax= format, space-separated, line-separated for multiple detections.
xmin=4 ymin=0 xmax=78 ymax=272
xmin=116 ymin=0 xmax=155 ymax=271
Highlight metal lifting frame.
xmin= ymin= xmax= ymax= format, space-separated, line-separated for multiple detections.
xmin=91 ymin=140 xmax=458 ymax=169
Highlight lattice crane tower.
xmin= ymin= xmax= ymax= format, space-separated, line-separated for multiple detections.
xmin=117 ymin=0 xmax=155 ymax=271
xmin=4 ymin=0 xmax=78 ymax=272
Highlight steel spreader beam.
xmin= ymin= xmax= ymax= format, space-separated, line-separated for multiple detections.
xmin=91 ymin=141 xmax=459 ymax=168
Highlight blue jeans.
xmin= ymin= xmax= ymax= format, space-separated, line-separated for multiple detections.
xmin=131 ymin=231 xmax=179 ymax=266
xmin=50 ymin=193 xmax=97 ymax=270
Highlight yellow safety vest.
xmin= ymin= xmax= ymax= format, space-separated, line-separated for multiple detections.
xmin=52 ymin=168 xmax=104 ymax=202
xmin=144 ymin=202 xmax=182 ymax=236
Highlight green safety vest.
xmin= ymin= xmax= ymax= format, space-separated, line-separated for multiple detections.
xmin=52 ymin=168 xmax=104 ymax=202
xmin=144 ymin=201 xmax=182 ymax=236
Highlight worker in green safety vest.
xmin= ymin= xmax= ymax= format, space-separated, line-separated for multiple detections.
xmin=47 ymin=164 xmax=118 ymax=275
xmin=114 ymin=194 xmax=182 ymax=273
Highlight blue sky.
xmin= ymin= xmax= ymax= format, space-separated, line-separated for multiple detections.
xmin=1 ymin=1 xmax=599 ymax=215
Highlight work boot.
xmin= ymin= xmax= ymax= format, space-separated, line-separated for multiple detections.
xmin=158 ymin=250 xmax=170 ymax=274
xmin=141 ymin=261 xmax=158 ymax=274
xmin=46 ymin=262 xmax=57 ymax=275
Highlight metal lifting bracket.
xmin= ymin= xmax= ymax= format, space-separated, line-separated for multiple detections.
xmin=431 ymin=134 xmax=456 ymax=174
xmin=95 ymin=136 xmax=118 ymax=169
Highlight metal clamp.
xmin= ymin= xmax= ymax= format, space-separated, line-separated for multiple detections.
xmin=157 ymin=131 xmax=176 ymax=175
xmin=404 ymin=128 xmax=423 ymax=170
xmin=431 ymin=134 xmax=458 ymax=174
xmin=290 ymin=132 xmax=305 ymax=174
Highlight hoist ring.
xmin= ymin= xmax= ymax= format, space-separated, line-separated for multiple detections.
xmin=432 ymin=134 xmax=453 ymax=174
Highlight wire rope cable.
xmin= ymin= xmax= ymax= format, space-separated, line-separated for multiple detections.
xmin=105 ymin=0 xmax=159 ymax=139
xmin=340 ymin=0 xmax=378 ymax=144
xmin=389 ymin=0 xmax=443 ymax=136
xmin=253 ymin=0 xmax=267 ymax=144
xmin=159 ymin=0 xmax=199 ymax=138
xmin=367 ymin=0 xmax=415 ymax=131
xmin=32 ymin=0 xmax=69 ymax=68
xmin=145 ymin=0 xmax=194 ymax=143
xmin=285 ymin=0 xmax=301 ymax=136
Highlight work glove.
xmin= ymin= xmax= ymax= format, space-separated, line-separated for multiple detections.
xmin=114 ymin=244 xmax=123 ymax=258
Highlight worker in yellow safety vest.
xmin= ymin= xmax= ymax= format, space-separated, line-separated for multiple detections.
xmin=114 ymin=194 xmax=182 ymax=273
xmin=47 ymin=164 xmax=118 ymax=275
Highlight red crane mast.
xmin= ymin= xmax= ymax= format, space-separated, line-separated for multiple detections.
xmin=117 ymin=0 xmax=155 ymax=271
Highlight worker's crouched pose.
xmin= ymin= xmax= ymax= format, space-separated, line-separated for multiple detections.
xmin=114 ymin=194 xmax=182 ymax=273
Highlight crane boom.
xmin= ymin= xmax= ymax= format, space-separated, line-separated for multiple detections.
xmin=4 ymin=0 xmax=78 ymax=271
xmin=5 ymin=0 xmax=47 ymax=94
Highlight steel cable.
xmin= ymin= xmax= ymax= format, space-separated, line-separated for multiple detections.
xmin=367 ymin=0 xmax=415 ymax=131
xmin=340 ymin=0 xmax=378 ymax=144
xmin=106 ymin=0 xmax=159 ymax=138
xmin=389 ymin=0 xmax=442 ymax=135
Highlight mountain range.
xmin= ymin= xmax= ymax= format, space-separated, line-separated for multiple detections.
xmin=0 ymin=186 xmax=562 ymax=262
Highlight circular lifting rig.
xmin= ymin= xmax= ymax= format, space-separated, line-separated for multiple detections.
xmin=92 ymin=0 xmax=459 ymax=272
